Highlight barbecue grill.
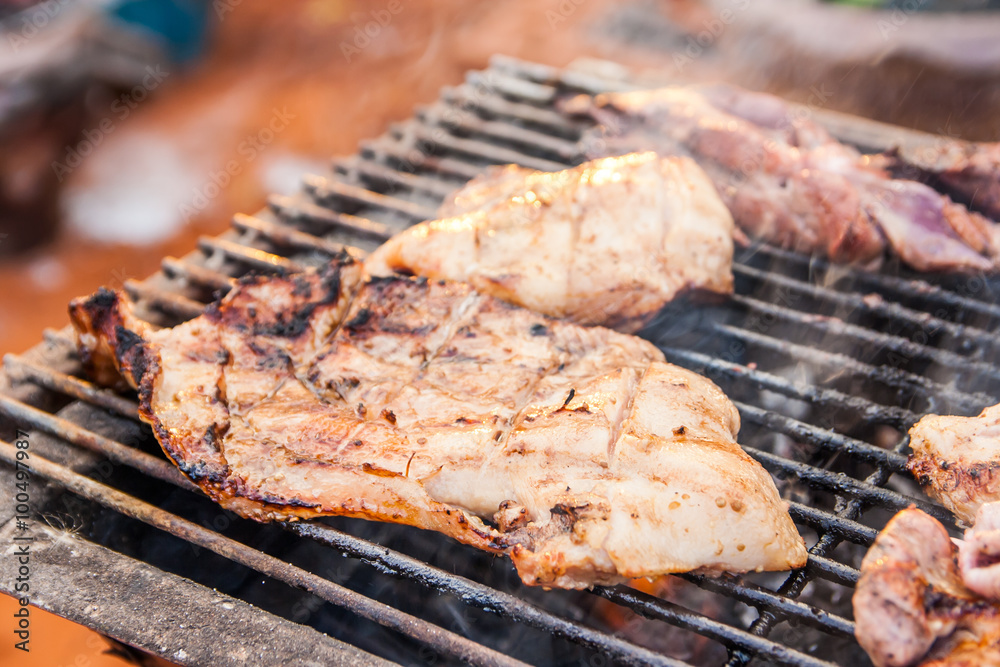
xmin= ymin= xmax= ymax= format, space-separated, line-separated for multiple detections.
xmin=2 ymin=56 xmax=998 ymax=667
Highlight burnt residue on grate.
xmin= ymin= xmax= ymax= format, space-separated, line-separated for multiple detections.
xmin=2 ymin=55 xmax=1000 ymax=667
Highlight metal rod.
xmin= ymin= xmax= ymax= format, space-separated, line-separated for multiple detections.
xmin=197 ymin=236 xmax=303 ymax=274
xmin=591 ymin=586 xmax=836 ymax=667
xmin=232 ymin=213 xmax=357 ymax=258
xmin=162 ymin=255 xmax=236 ymax=294
xmin=730 ymin=293 xmax=1000 ymax=390
xmin=303 ymin=174 xmax=438 ymax=222
xmin=714 ymin=322 xmax=991 ymax=415
xmin=734 ymin=264 xmax=998 ymax=355
xmin=664 ymin=347 xmax=919 ymax=430
xmin=0 ymin=393 xmax=195 ymax=491
xmin=3 ymin=354 xmax=139 ymax=419
xmin=334 ymin=155 xmax=464 ymax=199
xmin=268 ymin=194 xmax=394 ymax=242
xmin=744 ymin=243 xmax=1000 ymax=325
xmin=124 ymin=279 xmax=205 ymax=321
xmin=0 ymin=440 xmax=530 ymax=667
xmin=291 ymin=522 xmax=687 ymax=667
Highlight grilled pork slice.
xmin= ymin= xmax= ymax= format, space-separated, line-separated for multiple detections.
xmin=854 ymin=508 xmax=1000 ymax=667
xmin=365 ymin=152 xmax=735 ymax=333
xmin=70 ymin=260 xmax=806 ymax=589
xmin=908 ymin=403 xmax=1000 ymax=525
xmin=569 ymin=85 xmax=1000 ymax=273
xmin=891 ymin=141 xmax=1000 ymax=221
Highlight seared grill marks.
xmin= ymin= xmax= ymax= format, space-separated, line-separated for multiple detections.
xmin=70 ymin=258 xmax=807 ymax=589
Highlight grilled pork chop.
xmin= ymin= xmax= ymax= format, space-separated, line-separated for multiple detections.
xmin=365 ymin=152 xmax=735 ymax=333
xmin=569 ymin=85 xmax=1000 ymax=273
xmin=70 ymin=258 xmax=807 ymax=588
xmin=908 ymin=403 xmax=1000 ymax=525
xmin=854 ymin=508 xmax=1000 ymax=667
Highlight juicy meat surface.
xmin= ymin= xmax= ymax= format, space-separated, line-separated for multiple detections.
xmin=959 ymin=502 xmax=1000 ymax=601
xmin=892 ymin=141 xmax=1000 ymax=222
xmin=570 ymin=85 xmax=1000 ymax=273
xmin=854 ymin=508 xmax=1000 ymax=667
xmin=365 ymin=152 xmax=735 ymax=333
xmin=70 ymin=259 xmax=807 ymax=589
xmin=908 ymin=403 xmax=1000 ymax=525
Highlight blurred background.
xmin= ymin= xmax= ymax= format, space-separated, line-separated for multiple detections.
xmin=0 ymin=0 xmax=998 ymax=664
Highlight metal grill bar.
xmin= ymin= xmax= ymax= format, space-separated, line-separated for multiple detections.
xmin=268 ymin=193 xmax=395 ymax=241
xmin=0 ymin=393 xmax=193 ymax=490
xmin=0 ymin=441 xmax=533 ymax=667
xmin=123 ymin=278 xmax=204 ymax=320
xmin=733 ymin=401 xmax=905 ymax=469
xmin=369 ymin=132 xmax=486 ymax=180
xmin=590 ymin=586 xmax=836 ymax=667
xmin=729 ymin=293 xmax=1000 ymax=390
xmin=292 ymin=522 xmax=705 ymax=667
xmin=711 ymin=323 xmax=991 ymax=414
xmin=334 ymin=156 xmax=462 ymax=199
xmin=748 ymin=244 xmax=1000 ymax=324
xmin=162 ymin=255 xmax=237 ymax=292
xmin=663 ymin=347 xmax=918 ymax=429
xmin=734 ymin=264 xmax=998 ymax=355
xmin=197 ymin=235 xmax=304 ymax=274
xmin=2 ymin=354 xmax=139 ymax=418
xmin=303 ymin=174 xmax=439 ymax=222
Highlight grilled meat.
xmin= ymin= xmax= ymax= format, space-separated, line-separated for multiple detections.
xmin=569 ymin=85 xmax=1000 ymax=273
xmin=854 ymin=508 xmax=1000 ymax=667
xmin=891 ymin=141 xmax=1000 ymax=221
xmin=908 ymin=403 xmax=1000 ymax=525
xmin=959 ymin=502 xmax=1000 ymax=601
xmin=70 ymin=258 xmax=807 ymax=589
xmin=365 ymin=152 xmax=735 ymax=333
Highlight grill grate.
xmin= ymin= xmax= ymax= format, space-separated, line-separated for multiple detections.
xmin=2 ymin=55 xmax=999 ymax=666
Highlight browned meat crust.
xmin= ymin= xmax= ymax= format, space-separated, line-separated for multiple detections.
xmin=70 ymin=260 xmax=807 ymax=588
xmin=854 ymin=508 xmax=1000 ymax=667
xmin=907 ymin=403 xmax=1000 ymax=526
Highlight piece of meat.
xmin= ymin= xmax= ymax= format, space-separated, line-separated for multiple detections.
xmin=854 ymin=507 xmax=1000 ymax=667
xmin=365 ymin=152 xmax=735 ymax=333
xmin=891 ymin=141 xmax=1000 ymax=222
xmin=69 ymin=258 xmax=807 ymax=589
xmin=907 ymin=403 xmax=1000 ymax=525
xmin=569 ymin=86 xmax=1000 ymax=273
xmin=959 ymin=502 xmax=1000 ymax=601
